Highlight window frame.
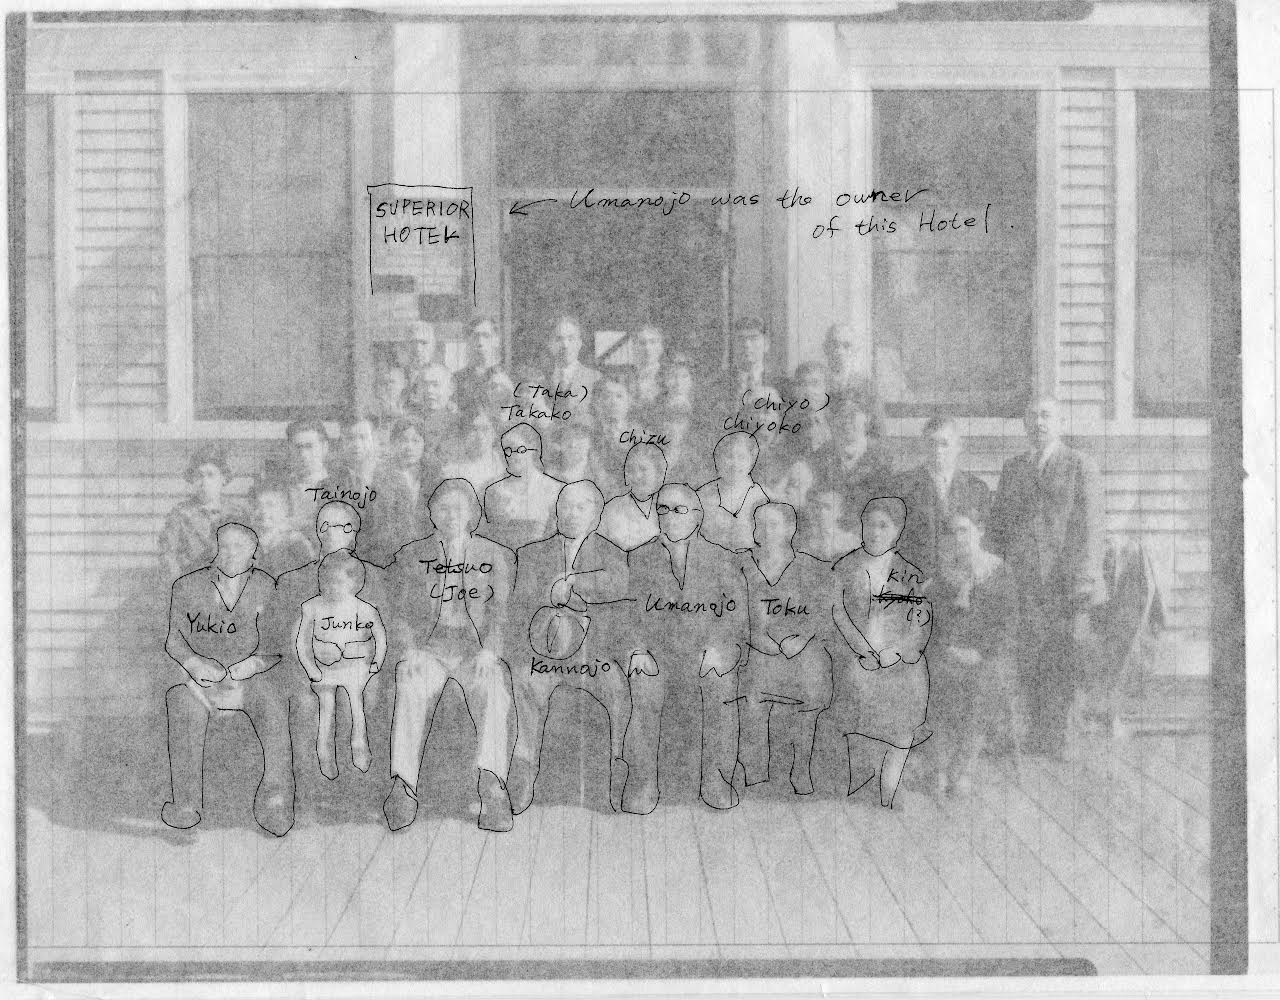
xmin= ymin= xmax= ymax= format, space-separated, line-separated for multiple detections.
xmin=1129 ymin=86 xmax=1213 ymax=421
xmin=25 ymin=29 xmax=385 ymax=441
xmin=185 ymin=91 xmax=357 ymax=423
xmin=22 ymin=93 xmax=57 ymax=422
xmin=869 ymin=86 xmax=1041 ymax=421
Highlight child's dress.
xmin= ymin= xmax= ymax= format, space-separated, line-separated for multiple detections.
xmin=832 ymin=546 xmax=934 ymax=749
xmin=302 ymin=600 xmax=385 ymax=776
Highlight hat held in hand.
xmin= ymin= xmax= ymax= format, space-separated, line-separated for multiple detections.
xmin=529 ymin=605 xmax=592 ymax=661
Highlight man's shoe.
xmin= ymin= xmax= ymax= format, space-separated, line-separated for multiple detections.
xmin=506 ymin=757 xmax=538 ymax=816
xmin=254 ymin=785 xmax=295 ymax=838
xmin=700 ymin=775 xmax=739 ymax=810
xmin=609 ymin=757 xmax=629 ymax=813
xmin=622 ymin=773 xmax=659 ymax=815
xmin=383 ymin=777 xmax=418 ymax=832
xmin=477 ymin=770 xmax=514 ymax=833
xmin=161 ymin=801 xmax=201 ymax=830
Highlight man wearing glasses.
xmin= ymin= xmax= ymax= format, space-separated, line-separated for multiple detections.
xmin=480 ymin=422 xmax=565 ymax=550
xmin=265 ymin=500 xmax=390 ymax=777
xmin=623 ymin=483 xmax=748 ymax=812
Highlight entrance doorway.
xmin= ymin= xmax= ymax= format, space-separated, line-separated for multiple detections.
xmin=494 ymin=90 xmax=735 ymax=374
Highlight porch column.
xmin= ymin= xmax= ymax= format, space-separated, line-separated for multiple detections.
xmin=774 ymin=22 xmax=872 ymax=372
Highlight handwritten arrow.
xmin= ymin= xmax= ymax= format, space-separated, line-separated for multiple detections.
xmin=508 ymin=198 xmax=559 ymax=217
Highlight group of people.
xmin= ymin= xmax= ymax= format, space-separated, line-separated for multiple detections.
xmin=158 ymin=313 xmax=1107 ymax=837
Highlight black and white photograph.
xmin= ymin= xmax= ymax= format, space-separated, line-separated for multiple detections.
xmin=5 ymin=0 xmax=1277 ymax=991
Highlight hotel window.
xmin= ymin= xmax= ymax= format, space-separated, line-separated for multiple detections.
xmin=189 ymin=94 xmax=352 ymax=420
xmin=1134 ymin=90 xmax=1210 ymax=417
xmin=872 ymin=90 xmax=1038 ymax=418
xmin=25 ymin=94 xmax=55 ymax=418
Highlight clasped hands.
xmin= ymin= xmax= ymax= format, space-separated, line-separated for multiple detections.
xmin=549 ymin=574 xmax=584 ymax=610
xmin=185 ymin=652 xmax=282 ymax=686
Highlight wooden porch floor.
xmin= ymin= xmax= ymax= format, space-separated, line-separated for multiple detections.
xmin=22 ymin=695 xmax=1212 ymax=979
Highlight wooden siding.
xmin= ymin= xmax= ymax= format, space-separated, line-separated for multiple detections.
xmin=72 ymin=73 xmax=167 ymax=424
xmin=1056 ymin=68 xmax=1117 ymax=419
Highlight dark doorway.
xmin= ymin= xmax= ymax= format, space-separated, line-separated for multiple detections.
xmin=502 ymin=200 xmax=728 ymax=371
xmin=495 ymin=90 xmax=735 ymax=371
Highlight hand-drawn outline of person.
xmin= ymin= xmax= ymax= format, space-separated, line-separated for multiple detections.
xmin=625 ymin=483 xmax=748 ymax=811
xmin=296 ymin=549 xmax=387 ymax=778
xmin=696 ymin=431 xmax=771 ymax=553
xmin=830 ymin=496 xmax=934 ymax=809
xmin=737 ymin=502 xmax=836 ymax=796
xmin=381 ymin=478 xmax=518 ymax=834
xmin=480 ymin=422 xmax=566 ymax=552
xmin=505 ymin=480 xmax=635 ymax=815
xmin=161 ymin=522 xmax=290 ymax=835
xmin=598 ymin=442 xmax=668 ymax=552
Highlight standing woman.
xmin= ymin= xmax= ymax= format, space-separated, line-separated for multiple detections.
xmin=368 ymin=417 xmax=432 ymax=563
xmin=697 ymin=431 xmax=771 ymax=552
xmin=830 ymin=497 xmax=933 ymax=809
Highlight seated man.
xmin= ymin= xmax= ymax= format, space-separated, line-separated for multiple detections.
xmin=598 ymin=442 xmax=667 ymax=552
xmin=626 ymin=484 xmax=748 ymax=811
xmin=505 ymin=480 xmax=636 ymax=814
xmin=480 ymin=422 xmax=565 ymax=551
xmin=161 ymin=522 xmax=290 ymax=835
xmin=382 ymin=479 xmax=517 ymax=833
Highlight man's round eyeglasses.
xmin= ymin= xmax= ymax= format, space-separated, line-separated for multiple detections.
xmin=504 ymin=445 xmax=539 ymax=456
xmin=657 ymin=504 xmax=691 ymax=515
xmin=320 ymin=521 xmax=356 ymax=534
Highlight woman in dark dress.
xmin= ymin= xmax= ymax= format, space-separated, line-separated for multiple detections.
xmin=830 ymin=497 xmax=933 ymax=809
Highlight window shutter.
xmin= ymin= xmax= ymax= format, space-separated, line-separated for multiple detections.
xmin=73 ymin=71 xmax=166 ymax=422
xmin=1056 ymin=68 xmax=1116 ymax=420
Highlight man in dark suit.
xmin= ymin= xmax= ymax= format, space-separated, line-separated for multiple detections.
xmin=896 ymin=415 xmax=993 ymax=581
xmin=505 ymin=480 xmax=638 ymax=814
xmin=162 ymin=522 xmax=291 ymax=835
xmin=381 ymin=479 xmax=517 ymax=833
xmin=625 ymin=483 xmax=747 ymax=812
xmin=716 ymin=316 xmax=785 ymax=417
xmin=987 ymin=395 xmax=1106 ymax=755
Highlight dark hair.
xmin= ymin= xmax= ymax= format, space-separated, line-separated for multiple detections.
xmin=318 ymin=548 xmax=365 ymax=595
xmin=468 ymin=314 xmax=500 ymax=335
xmin=862 ymin=496 xmax=908 ymax=531
xmin=624 ymin=443 xmax=668 ymax=486
xmin=390 ymin=417 xmax=427 ymax=443
xmin=753 ymin=501 xmax=797 ymax=537
xmin=184 ymin=445 xmax=232 ymax=482
xmin=713 ymin=431 xmax=761 ymax=472
xmin=835 ymin=399 xmax=884 ymax=441
xmin=793 ymin=360 xmax=825 ymax=382
xmin=285 ymin=419 xmax=329 ymax=445
xmin=922 ymin=414 xmax=958 ymax=438
xmin=664 ymin=350 xmax=694 ymax=372
xmin=248 ymin=475 xmax=289 ymax=505
xmin=428 ymin=477 xmax=483 ymax=533
xmin=731 ymin=316 xmax=768 ymax=341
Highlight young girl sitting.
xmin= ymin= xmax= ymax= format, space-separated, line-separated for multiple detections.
xmin=295 ymin=549 xmax=387 ymax=777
